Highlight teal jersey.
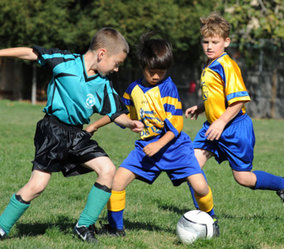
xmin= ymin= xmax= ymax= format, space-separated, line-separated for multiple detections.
xmin=33 ymin=46 xmax=128 ymax=125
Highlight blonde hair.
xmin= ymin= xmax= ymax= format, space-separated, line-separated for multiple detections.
xmin=89 ymin=27 xmax=129 ymax=55
xmin=200 ymin=13 xmax=230 ymax=39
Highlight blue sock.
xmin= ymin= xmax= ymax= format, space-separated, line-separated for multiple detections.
xmin=187 ymin=170 xmax=208 ymax=209
xmin=253 ymin=170 xmax=284 ymax=190
xmin=0 ymin=194 xmax=30 ymax=234
xmin=108 ymin=210 xmax=124 ymax=230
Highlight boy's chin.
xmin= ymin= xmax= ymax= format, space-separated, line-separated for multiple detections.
xmin=98 ymin=71 xmax=108 ymax=77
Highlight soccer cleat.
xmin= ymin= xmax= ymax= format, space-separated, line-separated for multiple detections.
xmin=211 ymin=215 xmax=220 ymax=237
xmin=0 ymin=227 xmax=6 ymax=240
xmin=276 ymin=189 xmax=284 ymax=202
xmin=100 ymin=223 xmax=126 ymax=237
xmin=73 ymin=223 xmax=97 ymax=243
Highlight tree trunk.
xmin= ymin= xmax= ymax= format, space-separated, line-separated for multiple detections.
xmin=31 ymin=63 xmax=37 ymax=105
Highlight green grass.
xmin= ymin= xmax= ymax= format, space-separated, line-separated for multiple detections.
xmin=0 ymin=99 xmax=284 ymax=249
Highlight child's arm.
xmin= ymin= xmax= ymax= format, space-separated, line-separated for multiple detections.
xmin=185 ymin=103 xmax=205 ymax=120
xmin=205 ymin=101 xmax=244 ymax=141
xmin=0 ymin=47 xmax=38 ymax=60
xmin=143 ymin=131 xmax=175 ymax=157
xmin=85 ymin=115 xmax=112 ymax=135
xmin=114 ymin=113 xmax=144 ymax=133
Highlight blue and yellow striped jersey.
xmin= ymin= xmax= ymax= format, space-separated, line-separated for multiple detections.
xmin=122 ymin=77 xmax=183 ymax=140
xmin=201 ymin=53 xmax=251 ymax=124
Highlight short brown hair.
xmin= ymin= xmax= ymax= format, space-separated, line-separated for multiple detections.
xmin=89 ymin=27 xmax=129 ymax=55
xmin=200 ymin=13 xmax=230 ymax=39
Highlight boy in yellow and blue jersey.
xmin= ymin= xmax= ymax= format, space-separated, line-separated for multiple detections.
xmin=102 ymin=33 xmax=219 ymax=237
xmin=185 ymin=13 xmax=284 ymax=209
xmin=0 ymin=28 xmax=143 ymax=243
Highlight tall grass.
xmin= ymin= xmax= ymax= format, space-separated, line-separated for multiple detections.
xmin=0 ymin=100 xmax=284 ymax=249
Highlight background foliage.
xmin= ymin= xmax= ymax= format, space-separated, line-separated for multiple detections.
xmin=1 ymin=0 xmax=283 ymax=61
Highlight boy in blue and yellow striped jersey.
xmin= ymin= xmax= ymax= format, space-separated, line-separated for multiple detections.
xmin=185 ymin=13 xmax=284 ymax=209
xmin=104 ymin=33 xmax=219 ymax=237
xmin=0 ymin=28 xmax=143 ymax=243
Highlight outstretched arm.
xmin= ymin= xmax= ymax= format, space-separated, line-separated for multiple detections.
xmin=0 ymin=47 xmax=38 ymax=61
xmin=85 ymin=114 xmax=144 ymax=136
xmin=85 ymin=115 xmax=112 ymax=135
xmin=114 ymin=113 xmax=144 ymax=133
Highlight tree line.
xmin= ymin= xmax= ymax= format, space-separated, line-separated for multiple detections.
xmin=0 ymin=0 xmax=283 ymax=98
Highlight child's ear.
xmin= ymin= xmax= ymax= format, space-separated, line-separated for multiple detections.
xmin=224 ymin=37 xmax=231 ymax=48
xmin=97 ymin=48 xmax=107 ymax=61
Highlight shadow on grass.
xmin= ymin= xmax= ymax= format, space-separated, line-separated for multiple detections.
xmin=157 ymin=202 xmax=190 ymax=215
xmin=15 ymin=215 xmax=75 ymax=237
xmin=123 ymin=219 xmax=175 ymax=234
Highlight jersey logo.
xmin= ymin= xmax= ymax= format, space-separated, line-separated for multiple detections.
xmin=201 ymin=81 xmax=208 ymax=101
xmin=86 ymin=94 xmax=96 ymax=109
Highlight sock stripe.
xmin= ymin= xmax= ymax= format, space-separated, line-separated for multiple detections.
xmin=94 ymin=182 xmax=111 ymax=193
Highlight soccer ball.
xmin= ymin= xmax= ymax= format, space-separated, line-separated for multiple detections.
xmin=176 ymin=210 xmax=214 ymax=244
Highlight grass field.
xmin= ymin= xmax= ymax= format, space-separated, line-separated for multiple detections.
xmin=0 ymin=99 xmax=284 ymax=249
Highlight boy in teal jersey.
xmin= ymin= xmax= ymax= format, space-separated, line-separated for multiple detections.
xmin=0 ymin=27 xmax=143 ymax=243
xmin=92 ymin=33 xmax=219 ymax=237
xmin=185 ymin=13 xmax=284 ymax=210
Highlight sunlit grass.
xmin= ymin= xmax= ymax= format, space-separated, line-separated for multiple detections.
xmin=0 ymin=100 xmax=284 ymax=249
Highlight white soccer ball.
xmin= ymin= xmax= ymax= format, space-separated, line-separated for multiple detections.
xmin=176 ymin=210 xmax=214 ymax=244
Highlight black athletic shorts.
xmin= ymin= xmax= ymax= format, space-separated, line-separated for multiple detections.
xmin=32 ymin=115 xmax=108 ymax=177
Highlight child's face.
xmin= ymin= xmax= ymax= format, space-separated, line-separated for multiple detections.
xmin=201 ymin=35 xmax=230 ymax=61
xmin=97 ymin=50 xmax=127 ymax=77
xmin=143 ymin=68 xmax=167 ymax=86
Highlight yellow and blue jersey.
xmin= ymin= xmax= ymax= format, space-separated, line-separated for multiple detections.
xmin=122 ymin=77 xmax=183 ymax=140
xmin=194 ymin=52 xmax=255 ymax=171
xmin=33 ymin=46 xmax=128 ymax=126
xmin=120 ymin=76 xmax=202 ymax=185
xmin=200 ymin=52 xmax=251 ymax=124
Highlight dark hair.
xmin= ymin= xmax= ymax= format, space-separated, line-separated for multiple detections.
xmin=137 ymin=32 xmax=173 ymax=70
xmin=89 ymin=27 xmax=129 ymax=55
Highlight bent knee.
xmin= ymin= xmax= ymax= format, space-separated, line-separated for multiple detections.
xmin=98 ymin=164 xmax=116 ymax=179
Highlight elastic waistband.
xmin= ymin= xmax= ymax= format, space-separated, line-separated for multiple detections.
xmin=44 ymin=114 xmax=83 ymax=130
xmin=206 ymin=113 xmax=249 ymax=127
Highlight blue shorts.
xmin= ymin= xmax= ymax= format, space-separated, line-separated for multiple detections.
xmin=193 ymin=114 xmax=255 ymax=171
xmin=120 ymin=132 xmax=202 ymax=186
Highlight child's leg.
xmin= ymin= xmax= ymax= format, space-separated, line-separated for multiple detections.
xmin=188 ymin=149 xmax=212 ymax=209
xmin=187 ymin=173 xmax=215 ymax=216
xmin=77 ymin=157 xmax=115 ymax=227
xmin=232 ymin=170 xmax=284 ymax=190
xmin=188 ymin=170 xmax=208 ymax=209
xmin=107 ymin=167 xmax=136 ymax=231
xmin=0 ymin=170 xmax=51 ymax=235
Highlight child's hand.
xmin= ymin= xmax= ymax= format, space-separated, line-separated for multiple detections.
xmin=143 ymin=141 xmax=162 ymax=157
xmin=129 ymin=120 xmax=144 ymax=133
xmin=185 ymin=105 xmax=202 ymax=120
xmin=85 ymin=123 xmax=98 ymax=136
xmin=205 ymin=119 xmax=226 ymax=140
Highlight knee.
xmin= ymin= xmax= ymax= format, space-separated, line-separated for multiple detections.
xmin=194 ymin=186 xmax=209 ymax=197
xmin=98 ymin=164 xmax=116 ymax=179
xmin=233 ymin=172 xmax=255 ymax=188
xmin=192 ymin=182 xmax=209 ymax=196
